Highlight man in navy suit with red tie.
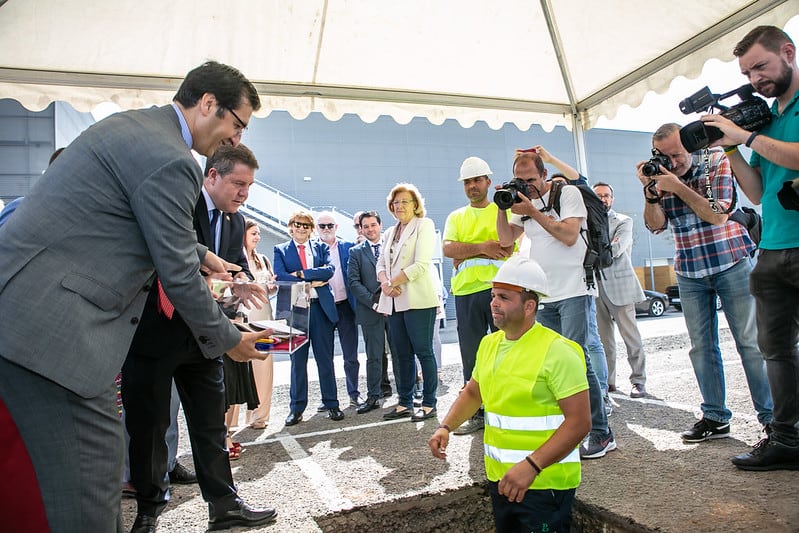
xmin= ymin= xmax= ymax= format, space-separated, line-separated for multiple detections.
xmin=274 ymin=210 xmax=345 ymax=425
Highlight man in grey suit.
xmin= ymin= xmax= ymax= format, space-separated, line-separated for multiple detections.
xmin=0 ymin=61 xmax=268 ymax=532
xmin=348 ymin=211 xmax=390 ymax=414
xmin=593 ymin=183 xmax=648 ymax=398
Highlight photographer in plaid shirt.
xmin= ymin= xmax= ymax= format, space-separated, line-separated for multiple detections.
xmin=636 ymin=123 xmax=773 ymax=444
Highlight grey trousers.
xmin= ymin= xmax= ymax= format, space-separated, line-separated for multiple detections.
xmin=596 ymin=286 xmax=646 ymax=388
xmin=0 ymin=355 xmax=124 ymax=532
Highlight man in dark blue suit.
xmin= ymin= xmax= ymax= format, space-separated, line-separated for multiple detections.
xmin=316 ymin=212 xmax=361 ymax=407
xmin=123 ymin=144 xmax=276 ymax=532
xmin=274 ymin=210 xmax=344 ymax=425
xmin=347 ymin=211 xmax=390 ymax=414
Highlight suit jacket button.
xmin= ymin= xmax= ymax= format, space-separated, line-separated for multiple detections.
xmin=198 ymin=336 xmax=209 ymax=344
xmin=142 ymin=284 xmax=151 ymax=292
xmin=130 ymin=317 xmax=139 ymax=325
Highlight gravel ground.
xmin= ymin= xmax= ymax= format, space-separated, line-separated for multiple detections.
xmin=121 ymin=313 xmax=798 ymax=532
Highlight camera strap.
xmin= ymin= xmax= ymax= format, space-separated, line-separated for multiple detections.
xmin=702 ymin=148 xmax=736 ymax=215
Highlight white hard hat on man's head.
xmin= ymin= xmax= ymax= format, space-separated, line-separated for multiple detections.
xmin=459 ymin=156 xmax=493 ymax=181
xmin=492 ymin=256 xmax=549 ymax=298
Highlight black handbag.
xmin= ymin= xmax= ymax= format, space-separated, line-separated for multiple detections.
xmin=728 ymin=206 xmax=762 ymax=246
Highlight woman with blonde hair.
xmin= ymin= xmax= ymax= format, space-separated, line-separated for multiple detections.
xmin=242 ymin=219 xmax=277 ymax=429
xmin=376 ymin=183 xmax=440 ymax=421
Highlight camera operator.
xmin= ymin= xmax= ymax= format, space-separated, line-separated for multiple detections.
xmin=497 ymin=147 xmax=615 ymax=460
xmin=700 ymin=25 xmax=799 ymax=471
xmin=636 ymin=123 xmax=773 ymax=448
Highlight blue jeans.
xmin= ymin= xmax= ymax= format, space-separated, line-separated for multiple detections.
xmin=677 ymin=258 xmax=773 ymax=425
xmin=489 ymin=482 xmax=575 ymax=533
xmin=388 ymin=307 xmax=437 ymax=410
xmin=750 ymin=248 xmax=799 ymax=445
xmin=538 ymin=295 xmax=609 ymax=436
xmin=586 ymin=297 xmax=609 ymax=395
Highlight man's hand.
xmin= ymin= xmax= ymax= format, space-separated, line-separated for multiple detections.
xmin=481 ymin=240 xmax=513 ymax=260
xmin=526 ymin=145 xmax=553 ymax=164
xmin=508 ymin=191 xmax=536 ymax=218
xmin=232 ymin=280 xmax=268 ymax=310
xmin=226 ymin=330 xmax=272 ymax=362
xmin=201 ymin=251 xmax=242 ymax=277
xmin=635 ymin=161 xmax=676 ymax=195
xmin=428 ymin=428 xmax=450 ymax=460
xmin=701 ymin=114 xmax=750 ymax=148
xmin=643 ymin=168 xmax=682 ymax=194
xmin=498 ymin=461 xmax=537 ymax=503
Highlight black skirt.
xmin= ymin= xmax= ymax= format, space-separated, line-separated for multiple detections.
xmin=223 ymin=356 xmax=259 ymax=411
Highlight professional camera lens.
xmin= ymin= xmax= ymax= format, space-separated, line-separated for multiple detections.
xmin=493 ymin=189 xmax=516 ymax=210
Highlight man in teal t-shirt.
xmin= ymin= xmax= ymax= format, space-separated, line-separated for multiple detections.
xmin=703 ymin=24 xmax=799 ymax=471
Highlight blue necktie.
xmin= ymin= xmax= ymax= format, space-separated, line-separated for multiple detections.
xmin=372 ymin=243 xmax=380 ymax=259
xmin=210 ymin=209 xmax=221 ymax=253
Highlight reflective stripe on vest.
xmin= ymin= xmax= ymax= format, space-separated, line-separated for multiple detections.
xmin=485 ymin=411 xmax=565 ymax=432
xmin=484 ymin=444 xmax=581 ymax=465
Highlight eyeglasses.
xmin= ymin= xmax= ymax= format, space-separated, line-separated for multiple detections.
xmin=225 ymin=107 xmax=248 ymax=134
xmin=391 ymin=200 xmax=414 ymax=207
xmin=317 ymin=223 xmax=335 ymax=229
xmin=292 ymin=221 xmax=312 ymax=229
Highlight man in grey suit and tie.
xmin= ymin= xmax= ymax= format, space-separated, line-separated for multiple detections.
xmin=593 ymin=182 xmax=648 ymax=398
xmin=0 ymin=61 xmax=268 ymax=532
xmin=348 ymin=211 xmax=390 ymax=413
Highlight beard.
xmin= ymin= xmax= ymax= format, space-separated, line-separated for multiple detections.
xmin=756 ymin=61 xmax=793 ymax=98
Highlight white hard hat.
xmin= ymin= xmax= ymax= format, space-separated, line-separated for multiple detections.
xmin=492 ymin=256 xmax=549 ymax=297
xmin=459 ymin=156 xmax=492 ymax=181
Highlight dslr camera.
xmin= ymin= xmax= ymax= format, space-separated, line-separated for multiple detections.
xmin=641 ymin=150 xmax=673 ymax=177
xmin=493 ymin=178 xmax=530 ymax=209
xmin=679 ymin=84 xmax=772 ymax=152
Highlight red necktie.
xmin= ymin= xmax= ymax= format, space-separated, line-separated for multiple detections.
xmin=156 ymin=279 xmax=174 ymax=319
xmin=297 ymin=244 xmax=308 ymax=270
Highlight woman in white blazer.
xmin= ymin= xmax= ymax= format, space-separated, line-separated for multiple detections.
xmin=376 ymin=183 xmax=440 ymax=421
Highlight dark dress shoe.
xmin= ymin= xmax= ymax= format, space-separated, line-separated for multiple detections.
xmin=732 ymin=437 xmax=799 ymax=471
xmin=285 ymin=412 xmax=303 ymax=426
xmin=130 ymin=514 xmax=157 ymax=533
xmin=356 ymin=397 xmax=381 ymax=414
xmin=317 ymin=403 xmax=327 ymax=412
xmin=381 ymin=388 xmax=393 ymax=399
xmin=411 ymin=407 xmax=437 ymax=421
xmin=168 ymin=462 xmax=197 ymax=485
xmin=383 ymin=407 xmax=411 ymax=420
xmin=207 ymin=499 xmax=277 ymax=531
xmin=327 ymin=407 xmax=345 ymax=421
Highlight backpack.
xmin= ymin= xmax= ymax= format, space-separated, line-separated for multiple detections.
xmin=541 ymin=181 xmax=613 ymax=290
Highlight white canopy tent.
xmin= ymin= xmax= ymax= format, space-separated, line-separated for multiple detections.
xmin=1 ymin=0 xmax=796 ymax=168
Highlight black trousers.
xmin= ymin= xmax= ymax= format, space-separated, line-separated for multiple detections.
xmin=454 ymin=288 xmax=496 ymax=382
xmin=122 ymin=343 xmax=237 ymax=516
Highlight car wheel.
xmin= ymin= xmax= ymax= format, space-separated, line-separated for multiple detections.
xmin=649 ymin=298 xmax=666 ymax=317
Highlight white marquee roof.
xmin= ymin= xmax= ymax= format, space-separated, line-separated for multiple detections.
xmin=1 ymin=0 xmax=796 ymax=131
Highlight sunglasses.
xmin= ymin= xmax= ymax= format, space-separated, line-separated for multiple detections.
xmin=292 ymin=221 xmax=312 ymax=229
xmin=317 ymin=223 xmax=335 ymax=230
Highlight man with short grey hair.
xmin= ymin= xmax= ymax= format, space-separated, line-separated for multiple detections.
xmin=316 ymin=212 xmax=361 ymax=407
xmin=592 ymin=182 xmax=647 ymax=399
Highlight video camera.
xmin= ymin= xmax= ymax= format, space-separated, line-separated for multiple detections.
xmin=678 ymin=84 xmax=772 ymax=152
xmin=493 ymin=178 xmax=530 ymax=209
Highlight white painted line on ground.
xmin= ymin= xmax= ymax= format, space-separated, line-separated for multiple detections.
xmin=276 ymin=432 xmax=354 ymax=512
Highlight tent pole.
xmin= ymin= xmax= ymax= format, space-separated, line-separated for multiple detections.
xmin=571 ymin=112 xmax=589 ymax=178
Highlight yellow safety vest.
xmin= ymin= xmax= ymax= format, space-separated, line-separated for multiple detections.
xmin=476 ymin=324 xmax=584 ymax=489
